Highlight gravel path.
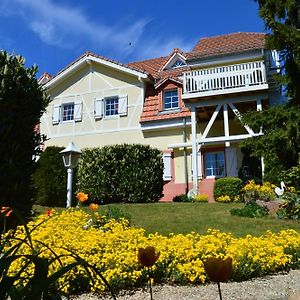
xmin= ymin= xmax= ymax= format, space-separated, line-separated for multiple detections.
xmin=71 ymin=269 xmax=300 ymax=300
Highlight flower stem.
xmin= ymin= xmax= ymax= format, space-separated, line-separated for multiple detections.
xmin=217 ymin=282 xmax=223 ymax=300
xmin=148 ymin=267 xmax=153 ymax=300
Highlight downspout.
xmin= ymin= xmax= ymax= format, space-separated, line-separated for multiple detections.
xmin=183 ymin=118 xmax=189 ymax=195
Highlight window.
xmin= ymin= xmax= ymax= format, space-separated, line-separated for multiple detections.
xmin=105 ymin=97 xmax=119 ymax=117
xmin=172 ymin=59 xmax=186 ymax=68
xmin=163 ymin=89 xmax=179 ymax=110
xmin=52 ymin=101 xmax=82 ymax=125
xmin=62 ymin=103 xmax=74 ymax=121
xmin=204 ymin=151 xmax=225 ymax=178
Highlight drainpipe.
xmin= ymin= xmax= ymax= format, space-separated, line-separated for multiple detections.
xmin=183 ymin=118 xmax=189 ymax=195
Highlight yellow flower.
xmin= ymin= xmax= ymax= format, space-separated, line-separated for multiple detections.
xmin=77 ymin=192 xmax=88 ymax=203
xmin=89 ymin=203 xmax=99 ymax=212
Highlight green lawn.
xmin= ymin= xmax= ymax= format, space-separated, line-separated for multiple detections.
xmin=34 ymin=202 xmax=300 ymax=237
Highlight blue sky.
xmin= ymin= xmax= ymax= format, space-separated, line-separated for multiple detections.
xmin=0 ymin=0 xmax=265 ymax=78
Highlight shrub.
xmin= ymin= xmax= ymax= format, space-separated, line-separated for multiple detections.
xmin=214 ymin=177 xmax=243 ymax=202
xmin=242 ymin=180 xmax=276 ymax=202
xmin=32 ymin=146 xmax=77 ymax=207
xmin=77 ymin=144 xmax=164 ymax=203
xmin=172 ymin=194 xmax=192 ymax=202
xmin=277 ymin=192 xmax=300 ymax=220
xmin=193 ymin=194 xmax=209 ymax=203
xmin=230 ymin=202 xmax=269 ymax=218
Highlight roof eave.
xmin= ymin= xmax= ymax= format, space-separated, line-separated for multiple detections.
xmin=45 ymin=55 xmax=149 ymax=89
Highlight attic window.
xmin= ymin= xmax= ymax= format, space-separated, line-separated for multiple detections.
xmin=171 ymin=60 xmax=186 ymax=68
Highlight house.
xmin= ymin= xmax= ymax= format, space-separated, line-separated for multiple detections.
xmin=40 ymin=32 xmax=283 ymax=202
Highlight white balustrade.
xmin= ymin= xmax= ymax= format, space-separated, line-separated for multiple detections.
xmin=183 ymin=61 xmax=267 ymax=95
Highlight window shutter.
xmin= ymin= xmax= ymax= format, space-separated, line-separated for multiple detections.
xmin=52 ymin=105 xmax=61 ymax=125
xmin=118 ymin=95 xmax=127 ymax=116
xmin=94 ymin=98 xmax=103 ymax=119
xmin=163 ymin=153 xmax=172 ymax=181
xmin=74 ymin=102 xmax=82 ymax=122
xmin=225 ymin=148 xmax=238 ymax=177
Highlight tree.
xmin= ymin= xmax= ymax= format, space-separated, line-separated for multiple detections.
xmin=240 ymin=1 xmax=300 ymax=185
xmin=255 ymin=0 xmax=300 ymax=104
xmin=0 ymin=51 xmax=49 ymax=217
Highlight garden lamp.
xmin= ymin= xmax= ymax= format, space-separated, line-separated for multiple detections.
xmin=60 ymin=142 xmax=81 ymax=208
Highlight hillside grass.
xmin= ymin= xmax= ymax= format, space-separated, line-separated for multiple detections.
xmin=34 ymin=202 xmax=300 ymax=237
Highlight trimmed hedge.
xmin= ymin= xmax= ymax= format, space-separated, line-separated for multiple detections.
xmin=77 ymin=144 xmax=164 ymax=203
xmin=32 ymin=146 xmax=77 ymax=207
xmin=214 ymin=177 xmax=243 ymax=202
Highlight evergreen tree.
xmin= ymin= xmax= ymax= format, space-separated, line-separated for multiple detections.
xmin=241 ymin=0 xmax=300 ymax=184
xmin=0 ymin=51 xmax=49 ymax=217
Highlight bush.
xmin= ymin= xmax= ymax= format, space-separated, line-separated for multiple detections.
xmin=230 ymin=202 xmax=269 ymax=218
xmin=277 ymin=192 xmax=300 ymax=220
xmin=242 ymin=180 xmax=276 ymax=202
xmin=172 ymin=194 xmax=192 ymax=202
xmin=32 ymin=146 xmax=77 ymax=207
xmin=193 ymin=194 xmax=209 ymax=203
xmin=214 ymin=177 xmax=243 ymax=202
xmin=77 ymin=144 xmax=164 ymax=203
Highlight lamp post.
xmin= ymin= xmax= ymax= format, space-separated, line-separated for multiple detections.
xmin=60 ymin=142 xmax=82 ymax=208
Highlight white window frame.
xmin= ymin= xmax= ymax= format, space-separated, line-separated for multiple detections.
xmin=104 ymin=97 xmax=119 ymax=118
xmin=163 ymin=89 xmax=179 ymax=110
xmin=61 ymin=102 xmax=75 ymax=123
xmin=204 ymin=151 xmax=225 ymax=178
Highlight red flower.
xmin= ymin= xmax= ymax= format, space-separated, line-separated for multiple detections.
xmin=138 ymin=246 xmax=160 ymax=267
xmin=1 ymin=207 xmax=13 ymax=217
xmin=45 ymin=209 xmax=54 ymax=217
xmin=204 ymin=257 xmax=233 ymax=283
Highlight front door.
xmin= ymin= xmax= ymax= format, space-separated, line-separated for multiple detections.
xmin=204 ymin=151 xmax=225 ymax=178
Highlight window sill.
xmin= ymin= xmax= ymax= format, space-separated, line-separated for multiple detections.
xmin=159 ymin=108 xmax=181 ymax=115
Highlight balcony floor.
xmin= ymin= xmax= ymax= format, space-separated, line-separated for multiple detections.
xmin=182 ymin=83 xmax=269 ymax=100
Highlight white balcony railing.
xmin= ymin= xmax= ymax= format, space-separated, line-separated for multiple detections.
xmin=183 ymin=61 xmax=268 ymax=97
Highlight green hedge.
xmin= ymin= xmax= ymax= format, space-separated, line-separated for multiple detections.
xmin=214 ymin=177 xmax=243 ymax=202
xmin=32 ymin=146 xmax=77 ymax=207
xmin=77 ymin=144 xmax=164 ymax=203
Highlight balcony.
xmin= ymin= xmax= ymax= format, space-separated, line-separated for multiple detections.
xmin=182 ymin=61 xmax=269 ymax=99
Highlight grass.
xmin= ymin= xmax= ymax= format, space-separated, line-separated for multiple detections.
xmin=34 ymin=202 xmax=300 ymax=237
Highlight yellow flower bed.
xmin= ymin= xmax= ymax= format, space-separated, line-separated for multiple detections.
xmin=5 ymin=210 xmax=300 ymax=293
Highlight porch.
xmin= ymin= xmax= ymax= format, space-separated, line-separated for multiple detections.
xmin=182 ymin=61 xmax=268 ymax=99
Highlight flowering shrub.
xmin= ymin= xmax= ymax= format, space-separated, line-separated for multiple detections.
xmin=5 ymin=210 xmax=300 ymax=294
xmin=243 ymin=180 xmax=276 ymax=202
xmin=216 ymin=195 xmax=231 ymax=203
xmin=193 ymin=194 xmax=209 ymax=202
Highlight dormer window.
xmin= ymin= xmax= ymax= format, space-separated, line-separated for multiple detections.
xmin=163 ymin=89 xmax=179 ymax=110
xmin=171 ymin=59 xmax=186 ymax=68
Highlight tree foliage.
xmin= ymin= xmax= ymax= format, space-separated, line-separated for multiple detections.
xmin=255 ymin=0 xmax=300 ymax=104
xmin=0 ymin=51 xmax=49 ymax=216
xmin=241 ymin=1 xmax=300 ymax=183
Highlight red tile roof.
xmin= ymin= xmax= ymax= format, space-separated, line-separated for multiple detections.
xmin=189 ymin=32 xmax=266 ymax=60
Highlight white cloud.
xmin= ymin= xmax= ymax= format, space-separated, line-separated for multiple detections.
xmin=2 ymin=0 xmax=150 ymax=54
xmin=1 ymin=0 xmax=195 ymax=62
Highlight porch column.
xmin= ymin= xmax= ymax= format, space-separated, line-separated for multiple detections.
xmin=257 ymin=99 xmax=264 ymax=181
xmin=191 ymin=106 xmax=198 ymax=194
